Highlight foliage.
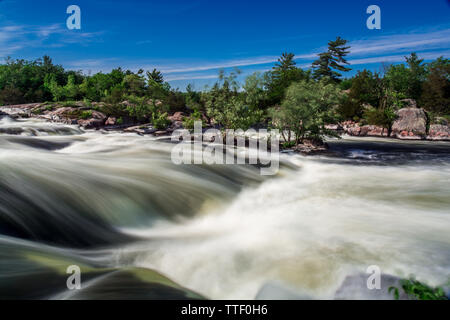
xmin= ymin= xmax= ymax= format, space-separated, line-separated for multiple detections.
xmin=80 ymin=110 xmax=93 ymax=120
xmin=389 ymin=278 xmax=448 ymax=300
xmin=183 ymin=109 xmax=204 ymax=129
xmin=312 ymin=37 xmax=351 ymax=82
xmin=0 ymin=48 xmax=448 ymax=138
xmin=151 ymin=111 xmax=170 ymax=130
xmin=420 ymin=57 xmax=450 ymax=115
xmin=265 ymin=53 xmax=310 ymax=106
xmin=338 ymin=70 xmax=382 ymax=120
xmin=270 ymin=79 xmax=341 ymax=145
xmin=203 ymin=69 xmax=263 ymax=130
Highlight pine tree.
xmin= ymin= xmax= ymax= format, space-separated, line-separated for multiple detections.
xmin=147 ymin=68 xmax=164 ymax=84
xmin=273 ymin=52 xmax=297 ymax=77
xmin=312 ymin=37 xmax=351 ymax=82
xmin=266 ymin=52 xmax=310 ymax=106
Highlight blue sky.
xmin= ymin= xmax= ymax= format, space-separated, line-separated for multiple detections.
xmin=0 ymin=0 xmax=449 ymax=89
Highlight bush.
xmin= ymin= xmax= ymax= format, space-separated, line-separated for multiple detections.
xmin=389 ymin=278 xmax=448 ymax=300
xmin=270 ymin=79 xmax=341 ymax=145
xmin=80 ymin=110 xmax=93 ymax=119
xmin=151 ymin=111 xmax=170 ymax=130
xmin=183 ymin=110 xmax=204 ymax=130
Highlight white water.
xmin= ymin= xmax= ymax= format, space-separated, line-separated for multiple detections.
xmin=1 ymin=117 xmax=449 ymax=299
xmin=122 ymin=158 xmax=450 ymax=299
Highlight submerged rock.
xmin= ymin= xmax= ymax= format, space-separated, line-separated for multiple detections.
xmin=123 ymin=124 xmax=157 ymax=135
xmin=294 ymin=139 xmax=328 ymax=154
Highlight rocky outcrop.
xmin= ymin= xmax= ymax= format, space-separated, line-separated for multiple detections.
xmin=77 ymin=111 xmax=107 ymax=129
xmin=427 ymin=124 xmax=450 ymax=141
xmin=360 ymin=125 xmax=389 ymax=137
xmin=341 ymin=121 xmax=387 ymax=137
xmin=391 ymin=108 xmax=427 ymax=140
xmin=168 ymin=112 xmax=184 ymax=130
xmin=0 ymin=103 xmax=42 ymax=118
xmin=294 ymin=139 xmax=328 ymax=154
xmin=105 ymin=117 xmax=117 ymax=126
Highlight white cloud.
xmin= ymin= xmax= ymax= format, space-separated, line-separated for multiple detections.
xmin=0 ymin=23 xmax=104 ymax=58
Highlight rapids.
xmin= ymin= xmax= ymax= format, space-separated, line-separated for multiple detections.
xmin=0 ymin=116 xmax=449 ymax=299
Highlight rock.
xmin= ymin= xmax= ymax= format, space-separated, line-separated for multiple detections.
xmin=400 ymin=99 xmax=418 ymax=109
xmin=325 ymin=124 xmax=342 ymax=131
xmin=123 ymin=125 xmax=157 ymax=135
xmin=171 ymin=121 xmax=183 ymax=130
xmin=434 ymin=117 xmax=449 ymax=126
xmin=427 ymin=124 xmax=450 ymax=141
xmin=391 ymin=108 xmax=427 ymax=140
xmin=340 ymin=121 xmax=362 ymax=136
xmin=77 ymin=111 xmax=107 ymax=129
xmin=168 ymin=112 xmax=184 ymax=122
xmin=294 ymin=139 xmax=328 ymax=154
xmin=360 ymin=125 xmax=388 ymax=137
xmin=154 ymin=130 xmax=170 ymax=137
xmin=255 ymin=282 xmax=314 ymax=300
xmin=0 ymin=103 xmax=41 ymax=118
xmin=334 ymin=273 xmax=413 ymax=300
xmin=105 ymin=117 xmax=117 ymax=126
xmin=45 ymin=107 xmax=77 ymax=123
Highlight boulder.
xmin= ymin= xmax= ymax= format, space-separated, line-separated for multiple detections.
xmin=391 ymin=108 xmax=427 ymax=140
xmin=341 ymin=121 xmax=361 ymax=136
xmin=105 ymin=117 xmax=117 ymax=126
xmin=77 ymin=111 xmax=107 ymax=129
xmin=427 ymin=124 xmax=450 ymax=141
xmin=168 ymin=112 xmax=184 ymax=122
xmin=360 ymin=125 xmax=388 ymax=137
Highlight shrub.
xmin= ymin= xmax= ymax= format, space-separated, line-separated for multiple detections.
xmin=389 ymin=278 xmax=448 ymax=300
xmin=270 ymin=79 xmax=341 ymax=145
xmin=80 ymin=110 xmax=93 ymax=119
xmin=151 ymin=111 xmax=170 ymax=130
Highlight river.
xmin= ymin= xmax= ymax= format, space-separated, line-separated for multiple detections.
xmin=0 ymin=116 xmax=449 ymax=300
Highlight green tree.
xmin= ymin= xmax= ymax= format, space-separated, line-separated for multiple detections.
xmin=420 ymin=57 xmax=450 ymax=115
xmin=338 ymin=70 xmax=382 ymax=120
xmin=203 ymin=69 xmax=263 ymax=130
xmin=312 ymin=37 xmax=351 ymax=82
xmin=270 ymin=79 xmax=341 ymax=145
xmin=147 ymin=69 xmax=164 ymax=84
xmin=266 ymin=53 xmax=310 ymax=106
xmin=385 ymin=53 xmax=427 ymax=101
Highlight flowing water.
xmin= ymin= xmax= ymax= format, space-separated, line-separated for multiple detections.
xmin=0 ymin=116 xmax=449 ymax=300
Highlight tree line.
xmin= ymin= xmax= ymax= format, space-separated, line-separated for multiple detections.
xmin=0 ymin=37 xmax=448 ymax=144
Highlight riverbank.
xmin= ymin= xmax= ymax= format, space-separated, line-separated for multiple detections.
xmin=1 ymin=102 xmax=449 ymax=159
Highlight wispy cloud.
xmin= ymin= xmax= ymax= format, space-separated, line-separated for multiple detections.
xmin=134 ymin=26 xmax=450 ymax=78
xmin=0 ymin=23 xmax=104 ymax=58
xmin=348 ymin=50 xmax=450 ymax=66
xmin=348 ymin=28 xmax=450 ymax=57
